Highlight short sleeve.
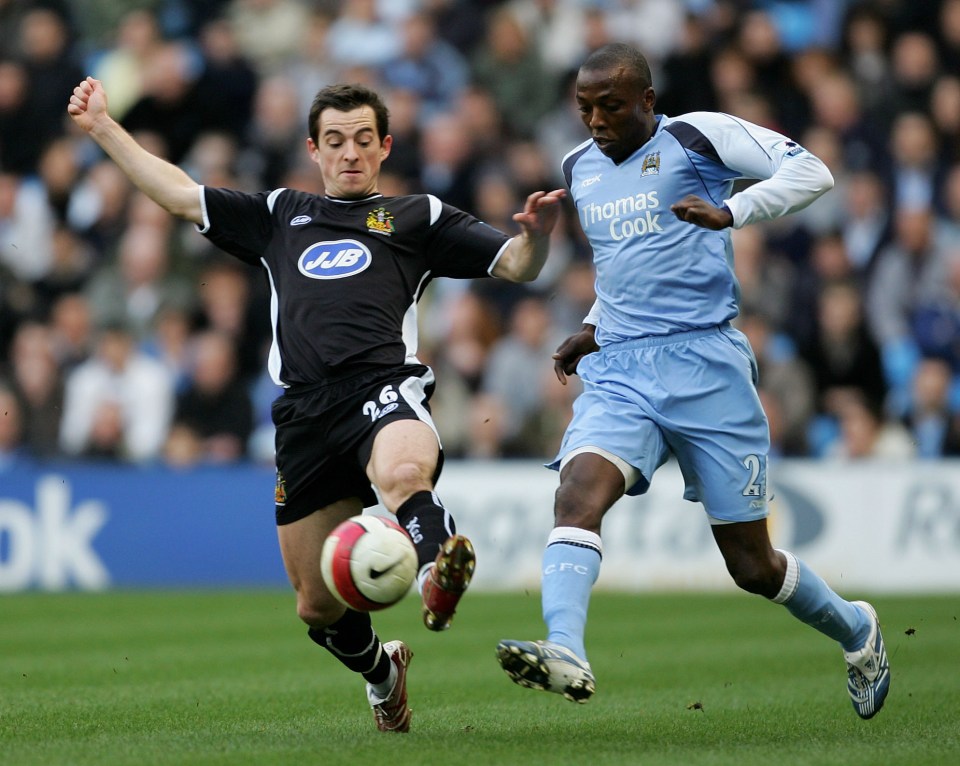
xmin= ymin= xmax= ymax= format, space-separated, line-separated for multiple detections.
xmin=197 ymin=186 xmax=276 ymax=265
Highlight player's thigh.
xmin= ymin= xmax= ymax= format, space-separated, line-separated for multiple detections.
xmin=666 ymin=331 xmax=770 ymax=521
xmin=277 ymin=497 xmax=363 ymax=604
xmin=366 ymin=418 xmax=440 ymax=501
xmin=554 ymin=370 xmax=669 ymax=496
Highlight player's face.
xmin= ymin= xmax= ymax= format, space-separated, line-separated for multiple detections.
xmin=307 ymin=106 xmax=393 ymax=198
xmin=575 ymin=66 xmax=656 ymax=164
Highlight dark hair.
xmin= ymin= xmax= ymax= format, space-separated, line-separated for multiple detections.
xmin=308 ymin=83 xmax=390 ymax=145
xmin=580 ymin=42 xmax=653 ymax=89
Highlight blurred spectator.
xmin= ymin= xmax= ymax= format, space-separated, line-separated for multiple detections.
xmin=88 ymin=8 xmax=164 ymax=121
xmin=6 ymin=321 xmax=64 ymax=458
xmin=65 ymin=159 xmax=133 ymax=254
xmin=455 ymin=84 xmax=507 ymax=169
xmin=939 ymin=163 xmax=960 ymax=246
xmin=120 ymin=41 xmax=208 ymax=164
xmin=788 ymin=231 xmax=856 ymax=349
xmin=930 ymin=75 xmax=960 ymax=162
xmin=193 ymin=15 xmax=258 ymax=142
xmin=418 ymin=110 xmax=483 ymax=215
xmin=424 ymin=290 xmax=502 ymax=457
xmin=48 ymin=292 xmax=93 ymax=372
xmin=17 ymin=7 xmax=84 ymax=161
xmin=380 ymin=10 xmax=469 ymax=122
xmin=38 ymin=135 xmax=84 ymax=223
xmin=826 ymin=387 xmax=916 ymax=460
xmin=909 ymin=252 xmax=960 ymax=372
xmin=84 ymin=222 xmax=196 ymax=341
xmin=0 ymin=383 xmax=26 ymax=469
xmin=708 ymin=45 xmax=756 ymax=118
xmin=602 ymin=0 xmax=684 ymax=63
xmin=423 ymin=0 xmax=490 ymax=55
xmin=0 ymin=171 xmax=55 ymax=283
xmin=228 ymin=0 xmax=310 ymax=75
xmin=888 ymin=30 xmax=940 ymax=116
xmin=732 ymin=225 xmax=796 ymax=333
xmin=380 ymin=88 xmax=424 ymax=186
xmin=808 ymin=69 xmax=885 ymax=171
xmin=326 ymin=0 xmax=401 ymax=69
xmin=659 ymin=11 xmax=719 ymax=117
xmin=904 ymin=356 xmax=960 ymax=458
xmin=33 ymin=225 xmax=96 ymax=320
xmin=238 ymin=74 xmax=304 ymax=189
xmin=281 ymin=7 xmax=339 ymax=117
xmin=166 ymin=329 xmax=253 ymax=464
xmin=471 ymin=7 xmax=558 ymax=139
xmin=737 ymin=10 xmax=802 ymax=130
xmin=801 ymin=279 xmax=888 ymax=426
xmin=194 ymin=258 xmax=268 ymax=381
xmin=867 ymin=206 xmax=955 ymax=400
xmin=479 ymin=295 xmax=569 ymax=456
xmin=941 ymin=0 xmax=960 ymax=75
xmin=508 ymin=0 xmax=586 ymax=77
xmin=787 ymin=124 xmax=848 ymax=239
xmin=840 ymin=169 xmax=891 ymax=273
xmin=886 ymin=111 xmax=944 ymax=211
xmin=141 ymin=304 xmax=194 ymax=393
xmin=738 ymin=310 xmax=816 ymax=457
xmin=247 ymin=361 xmax=283 ymax=465
xmin=840 ymin=3 xmax=891 ymax=115
xmin=59 ymin=323 xmax=174 ymax=462
xmin=0 ymin=59 xmax=42 ymax=174
xmin=535 ymin=70 xmax=588 ymax=184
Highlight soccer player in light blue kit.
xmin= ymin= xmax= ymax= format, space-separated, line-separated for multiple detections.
xmin=497 ymin=43 xmax=890 ymax=719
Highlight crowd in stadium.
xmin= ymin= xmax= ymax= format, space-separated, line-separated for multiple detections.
xmin=0 ymin=0 xmax=959 ymax=468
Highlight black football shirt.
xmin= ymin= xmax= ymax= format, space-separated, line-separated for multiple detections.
xmin=198 ymin=187 xmax=511 ymax=387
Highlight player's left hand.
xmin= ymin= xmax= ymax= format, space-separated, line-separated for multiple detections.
xmin=513 ymin=189 xmax=567 ymax=237
xmin=670 ymin=195 xmax=733 ymax=230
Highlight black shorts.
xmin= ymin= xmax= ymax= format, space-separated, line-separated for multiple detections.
xmin=272 ymin=365 xmax=443 ymax=525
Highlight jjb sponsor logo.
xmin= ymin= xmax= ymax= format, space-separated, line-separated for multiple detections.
xmin=298 ymin=239 xmax=372 ymax=279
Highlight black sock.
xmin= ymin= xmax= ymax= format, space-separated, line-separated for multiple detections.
xmin=308 ymin=609 xmax=391 ymax=685
xmin=395 ymin=490 xmax=456 ymax=570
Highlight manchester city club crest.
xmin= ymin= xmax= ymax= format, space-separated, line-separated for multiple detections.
xmin=641 ymin=151 xmax=660 ymax=176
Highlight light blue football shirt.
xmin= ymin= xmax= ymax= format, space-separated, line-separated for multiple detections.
xmin=562 ymin=111 xmax=833 ymax=345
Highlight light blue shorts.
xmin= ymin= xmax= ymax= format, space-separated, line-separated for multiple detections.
xmin=549 ymin=325 xmax=769 ymax=523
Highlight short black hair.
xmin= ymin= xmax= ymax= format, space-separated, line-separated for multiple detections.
xmin=308 ymin=83 xmax=390 ymax=145
xmin=580 ymin=42 xmax=653 ymax=89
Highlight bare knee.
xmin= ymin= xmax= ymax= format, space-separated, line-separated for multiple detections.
xmin=377 ymin=461 xmax=432 ymax=509
xmin=554 ymin=481 xmax=604 ymax=531
xmin=295 ymin=589 xmax=346 ymax=629
xmin=554 ymin=455 xmax=625 ymax=532
xmin=726 ymin=552 xmax=785 ymax=598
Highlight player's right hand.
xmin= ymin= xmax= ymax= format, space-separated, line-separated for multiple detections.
xmin=67 ymin=76 xmax=108 ymax=132
xmin=553 ymin=325 xmax=599 ymax=384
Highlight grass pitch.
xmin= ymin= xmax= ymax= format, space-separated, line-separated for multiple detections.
xmin=1 ymin=590 xmax=958 ymax=766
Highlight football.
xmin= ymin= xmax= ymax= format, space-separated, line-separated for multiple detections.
xmin=320 ymin=515 xmax=418 ymax=611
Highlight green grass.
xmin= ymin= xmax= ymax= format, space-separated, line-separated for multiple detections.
xmin=1 ymin=591 xmax=958 ymax=766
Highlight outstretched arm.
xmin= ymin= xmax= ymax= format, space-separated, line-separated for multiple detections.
xmin=491 ymin=188 xmax=567 ymax=282
xmin=67 ymin=76 xmax=202 ymax=223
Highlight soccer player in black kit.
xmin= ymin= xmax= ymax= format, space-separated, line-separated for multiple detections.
xmin=68 ymin=76 xmax=566 ymax=733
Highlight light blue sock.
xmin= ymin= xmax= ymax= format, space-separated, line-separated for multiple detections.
xmin=772 ymin=549 xmax=870 ymax=652
xmin=541 ymin=526 xmax=602 ymax=661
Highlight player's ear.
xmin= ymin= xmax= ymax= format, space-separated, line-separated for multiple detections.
xmin=306 ymin=136 xmax=320 ymax=161
xmin=643 ymin=87 xmax=657 ymax=111
xmin=380 ymin=134 xmax=392 ymax=161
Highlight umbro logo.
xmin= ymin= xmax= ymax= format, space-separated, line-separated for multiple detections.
xmin=290 ymin=215 xmax=311 ymax=226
